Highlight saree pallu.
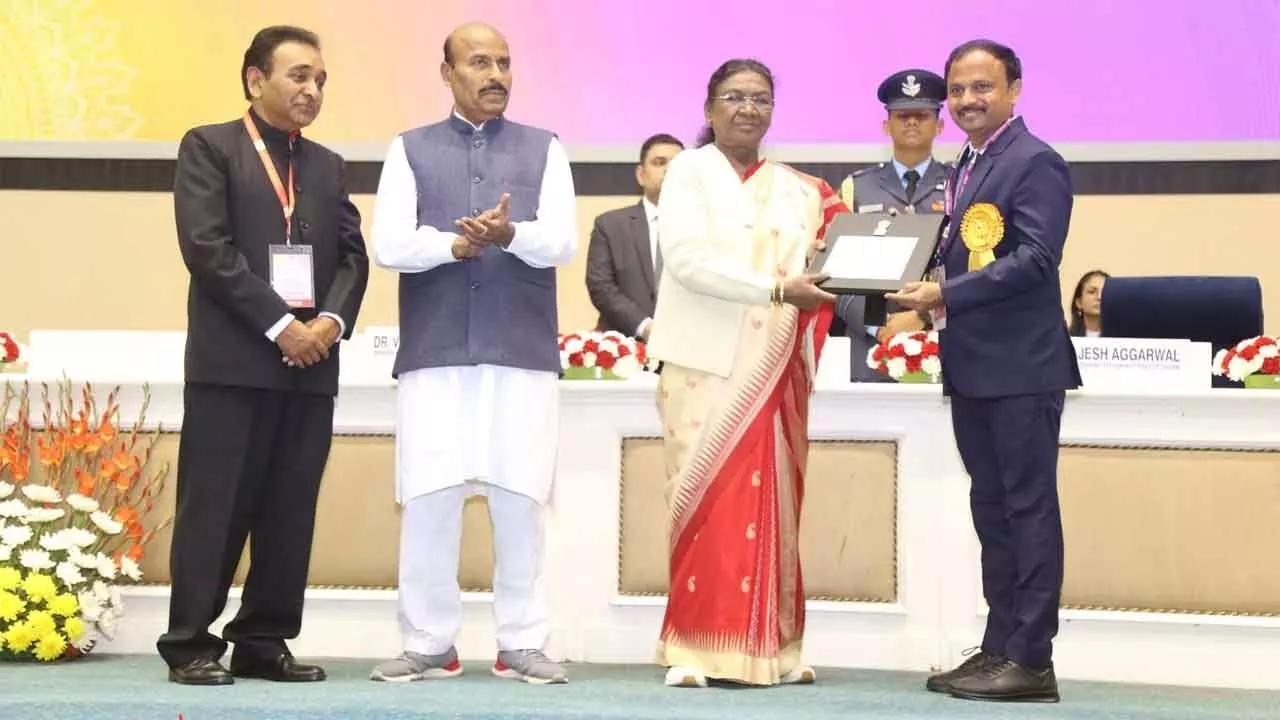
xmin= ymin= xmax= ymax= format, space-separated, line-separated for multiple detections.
xmin=655 ymin=161 xmax=842 ymax=685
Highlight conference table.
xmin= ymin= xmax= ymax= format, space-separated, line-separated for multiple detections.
xmin=4 ymin=330 xmax=1279 ymax=690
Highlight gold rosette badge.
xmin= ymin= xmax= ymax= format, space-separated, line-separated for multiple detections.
xmin=960 ymin=202 xmax=1005 ymax=271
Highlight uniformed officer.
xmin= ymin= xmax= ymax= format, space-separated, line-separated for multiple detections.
xmin=836 ymin=69 xmax=950 ymax=381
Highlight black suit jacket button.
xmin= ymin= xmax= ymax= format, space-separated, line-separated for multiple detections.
xmin=299 ymin=220 xmax=310 ymax=231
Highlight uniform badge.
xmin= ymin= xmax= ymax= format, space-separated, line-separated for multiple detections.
xmin=902 ymin=75 xmax=920 ymax=97
xmin=857 ymin=203 xmax=884 ymax=213
xmin=931 ymin=200 xmax=944 ymax=212
xmin=960 ymin=203 xmax=1005 ymax=271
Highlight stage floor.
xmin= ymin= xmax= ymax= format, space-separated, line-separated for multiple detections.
xmin=0 ymin=656 xmax=1276 ymax=720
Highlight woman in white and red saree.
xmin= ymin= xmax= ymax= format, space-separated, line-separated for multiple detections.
xmin=644 ymin=58 xmax=848 ymax=688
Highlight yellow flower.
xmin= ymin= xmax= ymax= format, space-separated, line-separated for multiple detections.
xmin=25 ymin=609 xmax=56 ymax=638
xmin=48 ymin=593 xmax=78 ymax=618
xmin=21 ymin=572 xmax=57 ymax=603
xmin=63 ymin=616 xmax=85 ymax=642
xmin=0 ymin=590 xmax=25 ymax=621
xmin=34 ymin=632 xmax=67 ymax=661
xmin=0 ymin=566 xmax=21 ymax=590
xmin=4 ymin=621 xmax=36 ymax=652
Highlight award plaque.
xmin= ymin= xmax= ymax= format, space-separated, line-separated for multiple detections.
xmin=807 ymin=213 xmax=944 ymax=293
xmin=807 ymin=213 xmax=945 ymax=325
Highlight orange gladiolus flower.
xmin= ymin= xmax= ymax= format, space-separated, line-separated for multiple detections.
xmin=75 ymin=467 xmax=95 ymax=496
xmin=37 ymin=435 xmax=66 ymax=467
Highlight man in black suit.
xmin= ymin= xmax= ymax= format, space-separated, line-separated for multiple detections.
xmin=585 ymin=133 xmax=684 ymax=339
xmin=156 ymin=25 xmax=369 ymax=686
xmin=888 ymin=39 xmax=1079 ymax=703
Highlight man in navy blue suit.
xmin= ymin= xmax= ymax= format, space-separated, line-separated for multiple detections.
xmin=886 ymin=39 xmax=1081 ymax=703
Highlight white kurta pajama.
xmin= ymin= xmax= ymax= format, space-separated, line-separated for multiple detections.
xmin=371 ymin=120 xmax=577 ymax=655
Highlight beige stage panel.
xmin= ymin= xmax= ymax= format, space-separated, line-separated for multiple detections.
xmin=1060 ymin=445 xmax=1280 ymax=615
xmin=617 ymin=438 xmax=898 ymax=602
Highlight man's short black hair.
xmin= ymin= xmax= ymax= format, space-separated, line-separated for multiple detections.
xmin=639 ymin=133 xmax=684 ymax=164
xmin=242 ymin=25 xmax=321 ymax=101
xmin=944 ymin=39 xmax=1022 ymax=85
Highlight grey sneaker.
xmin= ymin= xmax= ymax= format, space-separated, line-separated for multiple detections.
xmin=369 ymin=647 xmax=463 ymax=682
xmin=492 ymin=649 xmax=568 ymax=684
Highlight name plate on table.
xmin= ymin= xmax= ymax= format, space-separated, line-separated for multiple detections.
xmin=366 ymin=326 xmax=400 ymax=355
xmin=1071 ymin=337 xmax=1211 ymax=391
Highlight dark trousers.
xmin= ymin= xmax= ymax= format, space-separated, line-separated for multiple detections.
xmin=156 ymin=382 xmax=334 ymax=668
xmin=950 ymin=391 xmax=1065 ymax=671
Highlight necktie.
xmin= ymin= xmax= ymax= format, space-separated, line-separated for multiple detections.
xmin=904 ymin=169 xmax=920 ymax=202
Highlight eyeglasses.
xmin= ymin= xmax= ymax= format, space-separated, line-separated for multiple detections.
xmin=714 ymin=93 xmax=774 ymax=110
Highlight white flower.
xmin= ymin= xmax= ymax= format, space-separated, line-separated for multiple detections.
xmin=899 ymin=337 xmax=924 ymax=356
xmin=119 ymin=556 xmax=143 ymax=581
xmin=20 ymin=484 xmax=62 ymax=504
xmin=96 ymin=553 xmax=118 ymax=580
xmin=563 ymin=337 xmax=585 ymax=354
xmin=69 ymin=547 xmax=99 ymax=569
xmin=1260 ymin=343 xmax=1280 ymax=359
xmin=92 ymin=580 xmax=111 ymax=603
xmin=1226 ymin=355 xmax=1255 ymax=381
xmin=0 ymin=481 xmax=13 ymax=499
xmin=90 ymin=511 xmax=124 ymax=535
xmin=97 ymin=610 xmax=117 ymax=639
xmin=24 ymin=507 xmax=66 ymax=523
xmin=78 ymin=592 xmax=104 ymax=622
xmin=886 ymin=357 xmax=908 ymax=378
xmin=581 ymin=352 xmax=597 ymax=368
xmin=72 ymin=630 xmax=98 ymax=653
xmin=612 ymin=355 xmax=640 ymax=379
xmin=18 ymin=548 xmax=55 ymax=570
xmin=109 ymin=585 xmax=123 ymax=611
xmin=64 ymin=494 xmax=100 ymax=513
xmin=0 ymin=524 xmax=33 ymax=547
xmin=0 ymin=499 xmax=29 ymax=520
xmin=922 ymin=357 xmax=942 ymax=377
xmin=0 ymin=544 xmax=13 ymax=562
xmin=39 ymin=531 xmax=75 ymax=552
xmin=55 ymin=561 xmax=87 ymax=587
xmin=62 ymin=527 xmax=98 ymax=549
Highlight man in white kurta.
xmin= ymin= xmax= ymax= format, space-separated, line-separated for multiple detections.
xmin=367 ymin=22 xmax=576 ymax=685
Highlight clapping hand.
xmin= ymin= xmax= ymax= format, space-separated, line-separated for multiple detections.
xmin=455 ymin=193 xmax=515 ymax=247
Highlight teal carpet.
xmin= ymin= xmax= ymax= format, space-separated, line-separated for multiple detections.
xmin=1 ymin=656 xmax=1277 ymax=719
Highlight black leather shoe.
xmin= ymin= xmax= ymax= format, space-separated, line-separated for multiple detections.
xmin=948 ymin=658 xmax=1059 ymax=702
xmin=925 ymin=649 xmax=1003 ymax=693
xmin=168 ymin=657 xmax=234 ymax=686
xmin=230 ymin=652 xmax=327 ymax=682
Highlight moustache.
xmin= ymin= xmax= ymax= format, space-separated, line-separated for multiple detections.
xmin=480 ymin=84 xmax=507 ymax=95
xmin=957 ymin=106 xmax=986 ymax=114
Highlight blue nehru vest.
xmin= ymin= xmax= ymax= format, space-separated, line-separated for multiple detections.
xmin=394 ymin=115 xmax=559 ymax=378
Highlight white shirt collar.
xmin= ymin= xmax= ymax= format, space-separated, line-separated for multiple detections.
xmin=641 ymin=197 xmax=658 ymax=223
xmin=453 ymin=109 xmax=487 ymax=131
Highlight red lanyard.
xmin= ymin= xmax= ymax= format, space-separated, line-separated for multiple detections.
xmin=943 ymin=115 xmax=1017 ymax=217
xmin=242 ymin=112 xmax=296 ymax=245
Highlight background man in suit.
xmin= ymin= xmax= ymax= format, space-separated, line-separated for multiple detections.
xmin=586 ymin=133 xmax=684 ymax=339
xmin=835 ymin=69 xmax=948 ymax=381
xmin=158 ymin=25 xmax=369 ymax=686
xmin=887 ymin=39 xmax=1080 ymax=703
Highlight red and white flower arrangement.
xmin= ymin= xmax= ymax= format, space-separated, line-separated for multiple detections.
xmin=1212 ymin=335 xmax=1280 ymax=387
xmin=0 ymin=333 xmax=22 ymax=373
xmin=866 ymin=330 xmax=942 ymax=383
xmin=558 ymin=331 xmax=649 ymax=380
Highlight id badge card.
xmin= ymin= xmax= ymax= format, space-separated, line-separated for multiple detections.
xmin=927 ymin=266 xmax=947 ymax=331
xmin=269 ymin=244 xmax=316 ymax=309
